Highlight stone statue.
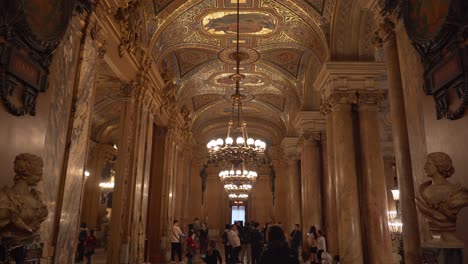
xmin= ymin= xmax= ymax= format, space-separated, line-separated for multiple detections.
xmin=0 ymin=153 xmax=48 ymax=242
xmin=416 ymin=152 xmax=468 ymax=245
xmin=201 ymin=164 xmax=208 ymax=205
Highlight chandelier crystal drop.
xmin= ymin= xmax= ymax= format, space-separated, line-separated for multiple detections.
xmin=206 ymin=0 xmax=266 ymax=168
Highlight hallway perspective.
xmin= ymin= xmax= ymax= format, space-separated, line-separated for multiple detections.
xmin=0 ymin=0 xmax=468 ymax=264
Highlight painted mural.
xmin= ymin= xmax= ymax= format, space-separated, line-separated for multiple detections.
xmin=407 ymin=0 xmax=451 ymax=40
xmin=214 ymin=74 xmax=265 ymax=86
xmin=202 ymin=11 xmax=276 ymax=35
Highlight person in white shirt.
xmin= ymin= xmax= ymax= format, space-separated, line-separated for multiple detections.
xmin=227 ymin=224 xmax=241 ymax=264
xmin=170 ymin=220 xmax=184 ymax=263
xmin=317 ymin=230 xmax=326 ymax=263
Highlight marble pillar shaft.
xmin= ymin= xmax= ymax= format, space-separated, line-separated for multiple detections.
xmin=358 ymin=103 xmax=393 ymax=263
xmin=108 ymin=97 xmax=136 ymax=264
xmin=301 ymin=138 xmax=322 ymax=234
xmin=147 ymin=128 xmax=168 ymax=263
xmin=383 ymin=32 xmax=422 ymax=264
xmin=287 ymin=158 xmax=302 ymax=228
xmin=53 ymin=20 xmax=99 ymax=263
xmin=324 ymin=113 xmax=339 ymax=255
xmin=331 ymin=103 xmax=364 ymax=263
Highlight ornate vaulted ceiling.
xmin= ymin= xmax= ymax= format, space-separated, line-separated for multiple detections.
xmin=149 ymin=0 xmax=334 ymax=144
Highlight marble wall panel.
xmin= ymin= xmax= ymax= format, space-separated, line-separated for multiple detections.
xmin=139 ymin=113 xmax=153 ymax=261
xmin=248 ymin=176 xmax=274 ymax=225
xmin=40 ymin=17 xmax=82 ymax=257
xmin=54 ymin=22 xmax=99 ymax=263
xmin=129 ymin=104 xmax=145 ymax=263
xmin=396 ymin=22 xmax=468 ymax=250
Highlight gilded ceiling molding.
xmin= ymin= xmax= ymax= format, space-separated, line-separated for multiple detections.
xmin=153 ymin=43 xmax=222 ymax=66
xmin=330 ymin=0 xmax=375 ymax=61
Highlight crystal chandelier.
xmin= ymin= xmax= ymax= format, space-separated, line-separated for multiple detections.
xmin=228 ymin=192 xmax=249 ymax=201
xmin=206 ymin=0 xmax=266 ymax=167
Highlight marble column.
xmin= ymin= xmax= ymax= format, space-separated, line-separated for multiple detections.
xmin=108 ymin=90 xmax=136 ymax=264
xmin=282 ymin=138 xmax=301 ymax=230
xmin=293 ymin=111 xmax=325 ymax=236
xmin=323 ymin=110 xmax=339 ymax=255
xmin=300 ymin=134 xmax=322 ymax=234
xmin=52 ymin=16 xmax=100 ymax=263
xmin=379 ymin=18 xmax=422 ymax=263
xmin=329 ymin=93 xmax=364 ymax=264
xmin=81 ymin=144 xmax=116 ymax=230
xmin=147 ymin=127 xmax=168 ymax=263
xmin=358 ymin=91 xmax=393 ymax=263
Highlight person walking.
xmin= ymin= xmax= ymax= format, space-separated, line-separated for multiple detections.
xmin=170 ymin=220 xmax=184 ymax=263
xmin=84 ymin=229 xmax=97 ymax=264
xmin=316 ymin=230 xmax=326 ymax=263
xmin=250 ymin=222 xmax=263 ymax=264
xmin=240 ymin=222 xmax=252 ymax=263
xmin=186 ymin=230 xmax=196 ymax=264
xmin=202 ymin=240 xmax=223 ymax=264
xmin=76 ymin=223 xmax=88 ymax=262
xmin=200 ymin=223 xmax=209 ymax=254
xmin=228 ymin=224 xmax=241 ymax=264
xmin=223 ymin=224 xmax=232 ymax=263
xmin=289 ymin=224 xmax=302 ymax=256
xmin=260 ymin=225 xmax=299 ymax=264
xmin=307 ymin=226 xmax=318 ymax=264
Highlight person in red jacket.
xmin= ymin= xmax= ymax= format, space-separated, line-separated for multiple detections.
xmin=84 ymin=229 xmax=97 ymax=264
xmin=186 ymin=230 xmax=196 ymax=264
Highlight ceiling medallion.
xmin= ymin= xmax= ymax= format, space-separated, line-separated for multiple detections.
xmin=218 ymin=47 xmax=260 ymax=65
xmin=223 ymin=92 xmax=254 ymax=102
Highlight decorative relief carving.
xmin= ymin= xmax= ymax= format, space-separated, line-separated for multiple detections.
xmin=0 ymin=0 xmax=88 ymax=116
xmin=399 ymin=0 xmax=468 ymax=120
xmin=115 ymin=1 xmax=143 ymax=57
xmin=416 ymin=152 xmax=468 ymax=246
xmin=322 ymin=90 xmax=358 ymax=110
xmin=357 ymin=90 xmax=386 ymax=107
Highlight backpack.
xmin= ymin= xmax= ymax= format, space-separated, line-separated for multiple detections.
xmin=79 ymin=229 xmax=87 ymax=242
xmin=222 ymin=231 xmax=228 ymax=244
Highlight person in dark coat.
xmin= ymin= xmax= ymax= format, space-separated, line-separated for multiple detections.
xmin=260 ymin=225 xmax=299 ymax=264
xmin=251 ymin=222 xmax=263 ymax=264
xmin=202 ymin=240 xmax=223 ymax=264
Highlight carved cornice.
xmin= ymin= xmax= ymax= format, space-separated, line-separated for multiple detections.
xmin=268 ymin=145 xmax=283 ymax=161
xmin=314 ymin=62 xmax=387 ymax=113
xmin=293 ymin=111 xmax=325 ymax=137
xmin=114 ymin=0 xmax=143 ymax=57
xmin=281 ymin=137 xmax=300 ymax=161
xmin=357 ymin=89 xmax=387 ymax=107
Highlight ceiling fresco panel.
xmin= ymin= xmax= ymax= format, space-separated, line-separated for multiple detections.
xmin=150 ymin=0 xmax=332 ymax=139
xmin=261 ymin=49 xmax=303 ymax=78
xmin=202 ymin=11 xmax=277 ymax=35
xmin=192 ymin=94 xmax=224 ymax=111
xmin=255 ymin=94 xmax=286 ymax=112
xmin=175 ymin=49 xmax=218 ymax=77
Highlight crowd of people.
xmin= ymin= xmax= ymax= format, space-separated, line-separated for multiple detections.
xmin=170 ymin=218 xmax=341 ymax=264
xmin=75 ymin=223 xmax=98 ymax=264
